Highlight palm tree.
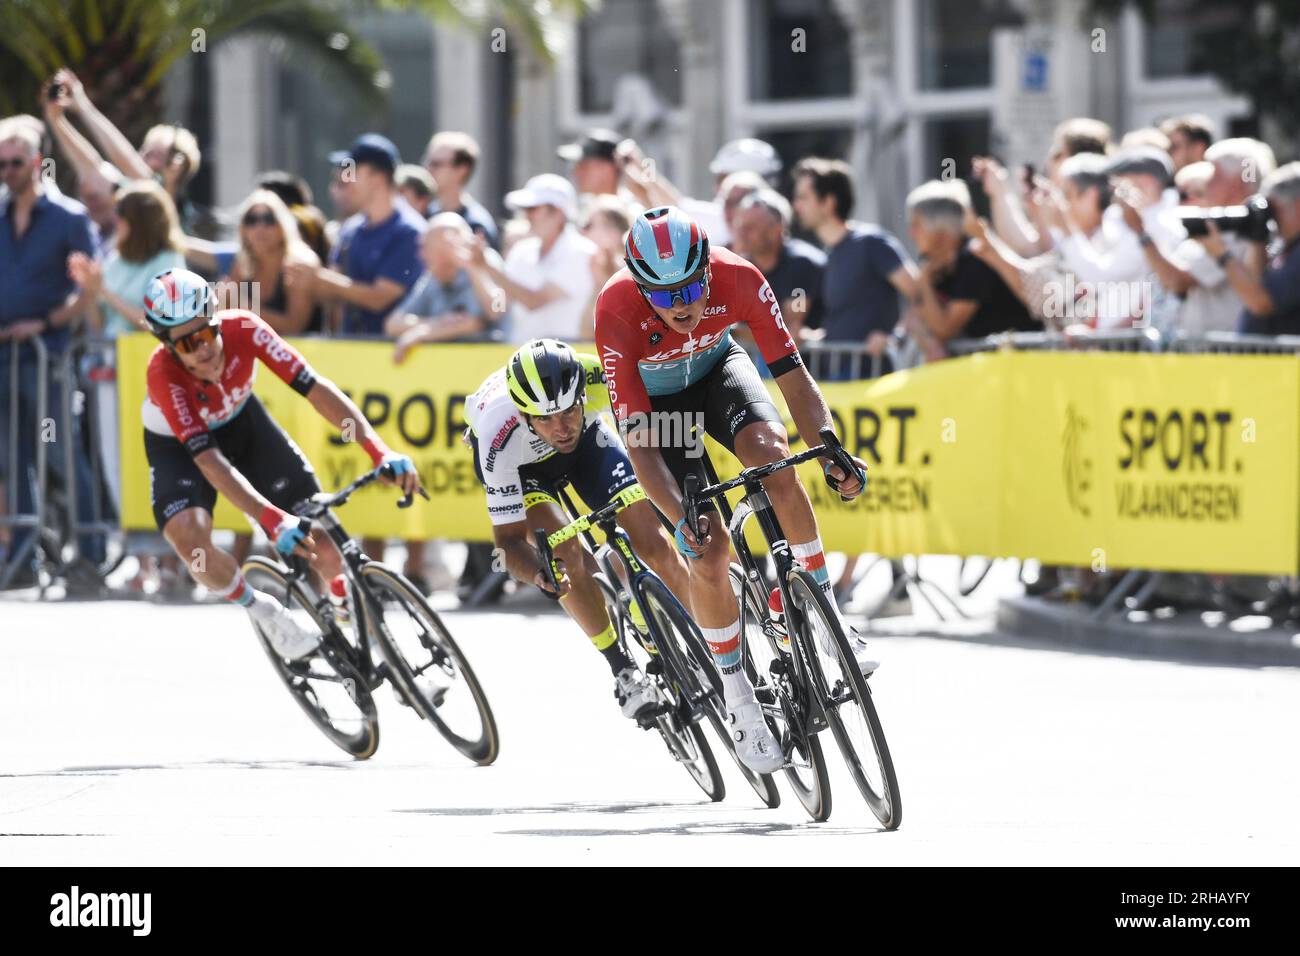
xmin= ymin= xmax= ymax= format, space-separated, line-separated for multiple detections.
xmin=0 ymin=0 xmax=594 ymax=149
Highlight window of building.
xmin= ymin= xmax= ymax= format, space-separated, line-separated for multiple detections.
xmin=748 ymin=0 xmax=853 ymax=101
xmin=917 ymin=0 xmax=1003 ymax=90
xmin=578 ymin=0 xmax=682 ymax=113
xmin=276 ymin=11 xmax=435 ymax=216
xmin=1143 ymin=0 xmax=1238 ymax=79
xmin=921 ymin=114 xmax=990 ymax=186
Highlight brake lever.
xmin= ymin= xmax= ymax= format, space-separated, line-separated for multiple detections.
xmin=818 ymin=427 xmax=866 ymax=502
xmin=682 ymin=472 xmax=702 ymax=542
xmin=398 ymin=485 xmax=430 ymax=509
xmin=533 ymin=529 xmax=561 ymax=593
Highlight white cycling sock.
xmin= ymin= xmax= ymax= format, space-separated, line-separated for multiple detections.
xmin=700 ymin=620 xmax=755 ymax=705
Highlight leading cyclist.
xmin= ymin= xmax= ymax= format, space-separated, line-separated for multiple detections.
xmin=140 ymin=268 xmax=421 ymax=659
xmin=595 ymin=205 xmax=875 ymax=774
xmin=464 ymin=338 xmax=693 ymax=720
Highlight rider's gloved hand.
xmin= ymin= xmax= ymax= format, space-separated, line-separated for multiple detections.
xmin=259 ymin=506 xmax=315 ymax=558
xmin=674 ymin=517 xmax=706 ymax=560
xmin=362 ymin=436 xmax=420 ymax=498
xmin=823 ymin=456 xmax=868 ymax=500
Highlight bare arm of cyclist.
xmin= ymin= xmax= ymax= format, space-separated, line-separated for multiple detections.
xmin=304 ymin=379 xmax=421 ymax=497
xmin=772 ymin=364 xmax=866 ymax=499
xmin=192 ymin=447 xmax=316 ymax=559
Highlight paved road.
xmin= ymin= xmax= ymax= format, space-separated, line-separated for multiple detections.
xmin=1 ymin=597 xmax=1296 ymax=864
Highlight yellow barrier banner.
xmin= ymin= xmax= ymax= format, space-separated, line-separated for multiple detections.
xmin=116 ymin=335 xmax=1299 ymax=574
xmin=998 ymin=351 xmax=1299 ymax=575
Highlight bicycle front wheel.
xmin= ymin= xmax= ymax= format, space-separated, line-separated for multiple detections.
xmin=358 ymin=564 xmax=499 ymax=765
xmin=242 ymin=557 xmax=379 ymax=759
xmin=788 ymin=570 xmax=901 ymax=829
xmin=637 ymin=575 xmax=725 ymax=803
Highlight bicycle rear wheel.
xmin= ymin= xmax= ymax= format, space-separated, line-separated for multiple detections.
xmin=788 ymin=570 xmax=901 ymax=829
xmin=729 ymin=566 xmax=829 ymax=820
xmin=242 ymin=557 xmax=379 ymax=759
xmin=637 ymin=575 xmax=725 ymax=803
xmin=358 ymin=564 xmax=499 ymax=765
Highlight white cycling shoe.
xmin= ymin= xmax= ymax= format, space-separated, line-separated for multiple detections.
xmin=256 ymin=605 xmax=321 ymax=661
xmin=817 ymin=626 xmax=880 ymax=678
xmin=615 ymin=667 xmax=658 ymax=719
xmin=727 ymin=700 xmax=785 ymax=774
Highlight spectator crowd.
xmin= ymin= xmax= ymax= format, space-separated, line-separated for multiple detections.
xmin=3 ymin=64 xmax=1299 ymax=599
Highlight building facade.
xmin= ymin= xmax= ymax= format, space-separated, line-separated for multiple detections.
xmin=201 ymin=0 xmax=1254 ymax=238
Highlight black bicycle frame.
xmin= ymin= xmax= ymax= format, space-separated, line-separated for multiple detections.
xmin=683 ymin=428 xmax=861 ymax=736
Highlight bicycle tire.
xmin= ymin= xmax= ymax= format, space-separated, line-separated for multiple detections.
xmin=637 ymin=575 xmax=725 ymax=802
xmin=729 ymin=566 xmax=829 ymax=821
xmin=358 ymin=563 xmax=499 ymax=765
xmin=241 ymin=557 xmax=379 ymax=759
xmin=788 ymin=570 xmax=902 ymax=829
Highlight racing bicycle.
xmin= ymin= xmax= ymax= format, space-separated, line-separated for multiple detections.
xmin=536 ymin=483 xmax=780 ymax=807
xmin=242 ymin=464 xmax=499 ymax=764
xmin=683 ymin=429 xmax=902 ymax=826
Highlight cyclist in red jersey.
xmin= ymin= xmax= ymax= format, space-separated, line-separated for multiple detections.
xmin=594 ymin=205 xmax=872 ymax=774
xmin=140 ymin=269 xmax=421 ymax=659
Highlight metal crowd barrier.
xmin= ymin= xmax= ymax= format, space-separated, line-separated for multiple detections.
xmin=947 ymin=327 xmax=1164 ymax=356
xmin=0 ymin=335 xmax=121 ymax=594
xmin=63 ymin=337 xmax=120 ymax=571
xmin=0 ymin=336 xmax=51 ymax=589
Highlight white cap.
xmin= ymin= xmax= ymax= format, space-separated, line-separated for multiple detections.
xmin=505 ymin=173 xmax=577 ymax=219
xmin=709 ymin=138 xmax=781 ymax=177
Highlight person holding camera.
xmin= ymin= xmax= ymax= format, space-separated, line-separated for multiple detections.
xmin=1124 ymin=139 xmax=1277 ymax=336
xmin=1198 ymin=161 xmax=1300 ymax=337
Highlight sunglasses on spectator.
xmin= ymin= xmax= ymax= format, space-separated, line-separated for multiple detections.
xmin=0 ymin=157 xmax=29 ymax=171
xmin=170 ymin=319 xmax=221 ymax=355
xmin=638 ymin=277 xmax=707 ymax=309
xmin=242 ymin=210 xmax=277 ymax=227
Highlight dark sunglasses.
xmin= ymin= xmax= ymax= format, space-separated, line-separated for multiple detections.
xmin=242 ymin=211 xmax=277 ymax=227
xmin=170 ymin=319 xmax=221 ymax=355
xmin=639 ymin=277 xmax=707 ymax=310
xmin=0 ymin=157 xmax=29 ymax=171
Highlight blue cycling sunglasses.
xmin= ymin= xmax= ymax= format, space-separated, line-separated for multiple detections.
xmin=639 ymin=277 xmax=707 ymax=309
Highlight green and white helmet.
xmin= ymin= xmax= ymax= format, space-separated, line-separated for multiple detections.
xmin=506 ymin=338 xmax=585 ymax=417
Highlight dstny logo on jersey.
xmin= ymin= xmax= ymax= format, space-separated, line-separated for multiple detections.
xmin=50 ymin=886 xmax=152 ymax=936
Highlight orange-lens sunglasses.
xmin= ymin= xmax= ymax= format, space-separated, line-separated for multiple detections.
xmin=171 ymin=319 xmax=221 ymax=355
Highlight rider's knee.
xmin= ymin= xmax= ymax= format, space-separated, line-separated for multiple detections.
xmin=736 ymin=421 xmax=791 ymax=465
xmin=163 ymin=509 xmax=211 ymax=556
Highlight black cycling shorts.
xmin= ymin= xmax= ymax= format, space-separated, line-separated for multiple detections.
xmin=470 ymin=418 xmax=639 ymax=518
xmin=647 ymin=341 xmax=784 ymax=510
xmin=145 ymin=394 xmax=320 ymax=531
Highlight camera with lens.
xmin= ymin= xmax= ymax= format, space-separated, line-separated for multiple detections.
xmin=1179 ymin=194 xmax=1273 ymax=243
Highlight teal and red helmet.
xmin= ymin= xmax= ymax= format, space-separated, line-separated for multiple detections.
xmin=624 ymin=205 xmax=709 ymax=288
xmin=143 ymin=268 xmax=213 ymax=338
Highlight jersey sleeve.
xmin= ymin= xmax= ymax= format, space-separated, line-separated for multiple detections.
xmin=736 ymin=260 xmax=804 ymax=378
xmin=146 ymin=356 xmax=212 ymax=456
xmin=476 ymin=417 xmax=527 ymax=526
xmin=231 ymin=312 xmax=317 ymax=395
xmin=594 ymin=286 xmax=653 ymax=421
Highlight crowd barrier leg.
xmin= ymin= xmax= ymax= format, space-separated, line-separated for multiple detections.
xmin=0 ymin=337 xmax=51 ymax=594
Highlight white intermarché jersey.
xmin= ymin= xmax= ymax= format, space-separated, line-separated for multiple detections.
xmin=464 ymin=355 xmax=611 ymax=525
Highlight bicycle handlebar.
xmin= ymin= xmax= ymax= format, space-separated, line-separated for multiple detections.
xmin=683 ymin=429 xmax=860 ymax=531
xmin=302 ymin=462 xmax=430 ymax=517
xmin=533 ymin=484 xmax=648 ymax=589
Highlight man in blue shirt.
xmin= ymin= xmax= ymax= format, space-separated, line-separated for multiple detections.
xmin=793 ymin=157 xmax=924 ymax=379
xmin=422 ymin=131 xmax=500 ymax=250
xmin=0 ymin=117 xmax=105 ymax=582
xmin=291 ymin=133 xmax=424 ymax=337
